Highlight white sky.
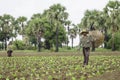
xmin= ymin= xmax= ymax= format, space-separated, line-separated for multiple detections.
xmin=0 ymin=0 xmax=109 ymax=46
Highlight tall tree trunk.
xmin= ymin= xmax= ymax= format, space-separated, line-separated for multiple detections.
xmin=45 ymin=40 xmax=51 ymax=50
xmin=22 ymin=23 xmax=24 ymax=40
xmin=67 ymin=26 xmax=69 ymax=49
xmin=111 ymin=24 xmax=117 ymax=51
xmin=71 ymin=38 xmax=73 ymax=48
xmin=90 ymin=22 xmax=95 ymax=51
xmin=5 ymin=38 xmax=7 ymax=50
xmin=112 ymin=33 xmax=115 ymax=51
xmin=112 ymin=42 xmax=115 ymax=51
xmin=2 ymin=42 xmax=4 ymax=50
xmin=35 ymin=43 xmax=37 ymax=49
xmin=55 ymin=26 xmax=59 ymax=52
xmin=66 ymin=38 xmax=68 ymax=48
xmin=104 ymin=27 xmax=107 ymax=48
xmin=37 ymin=36 xmax=41 ymax=52
xmin=104 ymin=38 xmax=107 ymax=48
xmin=66 ymin=36 xmax=68 ymax=49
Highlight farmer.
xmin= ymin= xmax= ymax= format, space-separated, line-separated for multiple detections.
xmin=7 ymin=42 xmax=13 ymax=57
xmin=7 ymin=49 xmax=13 ymax=57
xmin=79 ymin=29 xmax=93 ymax=66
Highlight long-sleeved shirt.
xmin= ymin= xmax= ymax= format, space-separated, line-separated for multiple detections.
xmin=80 ymin=35 xmax=93 ymax=48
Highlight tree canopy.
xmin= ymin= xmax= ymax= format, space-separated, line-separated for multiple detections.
xmin=0 ymin=1 xmax=120 ymax=51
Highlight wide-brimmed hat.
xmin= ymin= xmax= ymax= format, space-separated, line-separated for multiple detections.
xmin=80 ymin=29 xmax=89 ymax=35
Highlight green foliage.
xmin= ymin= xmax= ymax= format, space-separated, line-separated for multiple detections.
xmin=17 ymin=16 xmax=27 ymax=35
xmin=12 ymin=40 xmax=26 ymax=50
xmin=42 ymin=4 xmax=68 ymax=50
xmin=105 ymin=34 xmax=112 ymax=49
xmin=0 ymin=55 xmax=120 ymax=79
xmin=0 ymin=1 xmax=120 ymax=51
xmin=107 ymin=38 xmax=112 ymax=49
xmin=25 ymin=45 xmax=36 ymax=50
xmin=114 ymin=32 xmax=120 ymax=50
xmin=9 ymin=40 xmax=36 ymax=50
xmin=0 ymin=14 xmax=16 ymax=50
xmin=28 ymin=35 xmax=37 ymax=46
xmin=0 ymin=43 xmax=1 ymax=48
xmin=95 ymin=48 xmax=111 ymax=52
xmin=107 ymin=31 xmax=120 ymax=50
xmin=0 ymin=43 xmax=4 ymax=50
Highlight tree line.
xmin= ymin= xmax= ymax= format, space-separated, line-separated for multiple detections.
xmin=0 ymin=1 xmax=120 ymax=51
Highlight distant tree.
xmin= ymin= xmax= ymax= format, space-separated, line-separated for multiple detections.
xmin=69 ymin=27 xmax=77 ymax=48
xmin=64 ymin=20 xmax=71 ymax=48
xmin=105 ymin=0 xmax=120 ymax=51
xmin=0 ymin=14 xmax=15 ymax=50
xmin=26 ymin=13 xmax=45 ymax=52
xmin=43 ymin=4 xmax=69 ymax=52
xmin=17 ymin=16 xmax=27 ymax=39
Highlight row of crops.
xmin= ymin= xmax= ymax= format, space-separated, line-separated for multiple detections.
xmin=0 ymin=55 xmax=120 ymax=80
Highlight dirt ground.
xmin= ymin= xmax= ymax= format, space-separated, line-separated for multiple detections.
xmin=88 ymin=70 xmax=120 ymax=80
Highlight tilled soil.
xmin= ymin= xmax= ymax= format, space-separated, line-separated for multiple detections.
xmin=88 ymin=70 xmax=120 ymax=80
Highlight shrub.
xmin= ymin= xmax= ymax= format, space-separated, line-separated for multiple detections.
xmin=25 ymin=45 xmax=36 ymax=50
xmin=114 ymin=31 xmax=120 ymax=50
xmin=12 ymin=40 xmax=26 ymax=50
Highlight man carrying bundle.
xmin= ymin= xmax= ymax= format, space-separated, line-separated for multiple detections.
xmin=79 ymin=29 xmax=94 ymax=66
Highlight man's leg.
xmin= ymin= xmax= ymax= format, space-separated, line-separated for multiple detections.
xmin=83 ymin=47 xmax=86 ymax=65
xmin=86 ymin=47 xmax=90 ymax=65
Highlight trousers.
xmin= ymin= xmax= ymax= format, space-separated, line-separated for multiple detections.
xmin=83 ymin=47 xmax=90 ymax=65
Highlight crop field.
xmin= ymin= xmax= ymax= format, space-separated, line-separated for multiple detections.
xmin=0 ymin=51 xmax=120 ymax=80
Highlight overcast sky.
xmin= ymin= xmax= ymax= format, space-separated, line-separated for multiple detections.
xmin=0 ymin=0 xmax=109 ymax=46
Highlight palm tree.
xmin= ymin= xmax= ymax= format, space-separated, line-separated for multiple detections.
xmin=65 ymin=20 xmax=71 ymax=48
xmin=1 ymin=14 xmax=14 ymax=50
xmin=105 ymin=1 xmax=120 ymax=51
xmin=76 ymin=23 xmax=82 ymax=49
xmin=98 ymin=9 xmax=111 ymax=48
xmin=17 ymin=16 xmax=27 ymax=40
xmin=27 ymin=13 xmax=46 ymax=52
xmin=0 ymin=16 xmax=4 ymax=50
xmin=80 ymin=10 xmax=101 ymax=51
xmin=69 ymin=27 xmax=77 ymax=48
xmin=12 ymin=20 xmax=19 ymax=40
xmin=46 ymin=4 xmax=69 ymax=52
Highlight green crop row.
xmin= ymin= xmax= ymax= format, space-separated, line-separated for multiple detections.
xmin=0 ymin=56 xmax=120 ymax=80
